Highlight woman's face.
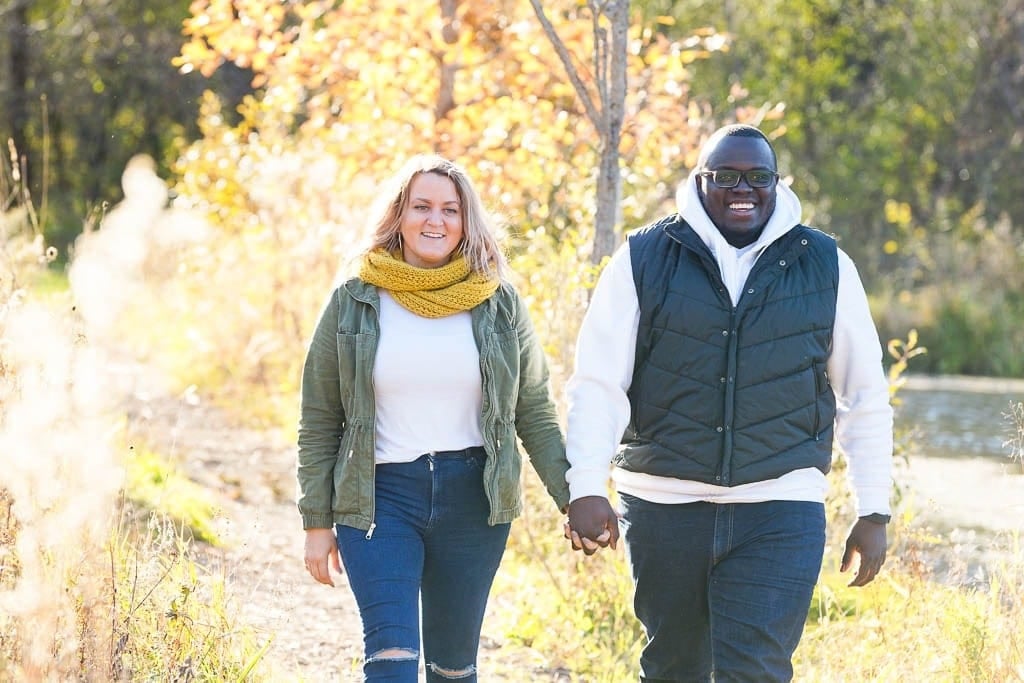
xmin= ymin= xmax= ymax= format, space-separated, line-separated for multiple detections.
xmin=399 ymin=172 xmax=464 ymax=269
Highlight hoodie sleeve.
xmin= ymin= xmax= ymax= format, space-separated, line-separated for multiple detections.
xmin=565 ymin=243 xmax=640 ymax=501
xmin=830 ymin=248 xmax=895 ymax=517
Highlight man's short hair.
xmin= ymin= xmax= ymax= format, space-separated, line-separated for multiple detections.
xmin=697 ymin=124 xmax=778 ymax=170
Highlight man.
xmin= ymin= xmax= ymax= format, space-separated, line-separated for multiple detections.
xmin=564 ymin=124 xmax=893 ymax=682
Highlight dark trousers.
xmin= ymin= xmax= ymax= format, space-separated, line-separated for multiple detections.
xmin=620 ymin=495 xmax=826 ymax=683
xmin=336 ymin=448 xmax=510 ymax=682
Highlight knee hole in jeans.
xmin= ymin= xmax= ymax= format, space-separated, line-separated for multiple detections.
xmin=366 ymin=647 xmax=418 ymax=663
xmin=427 ymin=661 xmax=476 ymax=679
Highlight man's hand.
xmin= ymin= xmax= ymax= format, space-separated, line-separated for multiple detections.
xmin=304 ymin=527 xmax=342 ymax=586
xmin=841 ymin=518 xmax=888 ymax=587
xmin=565 ymin=496 xmax=620 ymax=555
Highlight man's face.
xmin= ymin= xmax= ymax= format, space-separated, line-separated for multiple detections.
xmin=698 ymin=136 xmax=778 ymax=246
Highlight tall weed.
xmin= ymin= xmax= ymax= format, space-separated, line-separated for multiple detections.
xmin=0 ymin=152 xmax=272 ymax=680
xmin=1005 ymin=401 xmax=1024 ymax=474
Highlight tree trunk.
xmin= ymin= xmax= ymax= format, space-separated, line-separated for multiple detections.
xmin=590 ymin=0 xmax=628 ymax=265
xmin=530 ymin=0 xmax=629 ymax=265
xmin=434 ymin=0 xmax=459 ymax=124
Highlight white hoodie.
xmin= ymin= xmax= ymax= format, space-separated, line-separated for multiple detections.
xmin=564 ymin=171 xmax=894 ymax=516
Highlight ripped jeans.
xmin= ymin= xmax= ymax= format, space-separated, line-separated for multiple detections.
xmin=336 ymin=448 xmax=510 ymax=682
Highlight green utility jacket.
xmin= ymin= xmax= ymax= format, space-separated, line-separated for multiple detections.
xmin=297 ymin=277 xmax=570 ymax=532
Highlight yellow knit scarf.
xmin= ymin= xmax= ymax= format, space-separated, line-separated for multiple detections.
xmin=359 ymin=249 xmax=500 ymax=318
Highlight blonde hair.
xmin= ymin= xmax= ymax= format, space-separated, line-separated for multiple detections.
xmin=365 ymin=154 xmax=509 ymax=280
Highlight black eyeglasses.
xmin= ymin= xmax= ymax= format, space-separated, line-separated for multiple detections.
xmin=699 ymin=169 xmax=779 ymax=188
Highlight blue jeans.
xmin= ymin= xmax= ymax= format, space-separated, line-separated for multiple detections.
xmin=336 ymin=448 xmax=510 ymax=682
xmin=619 ymin=495 xmax=826 ymax=683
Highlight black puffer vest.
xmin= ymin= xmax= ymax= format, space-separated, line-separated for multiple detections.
xmin=617 ymin=215 xmax=839 ymax=486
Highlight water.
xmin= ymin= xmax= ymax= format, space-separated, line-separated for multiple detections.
xmin=892 ymin=375 xmax=1024 ymax=543
xmin=896 ymin=380 xmax=1023 ymax=462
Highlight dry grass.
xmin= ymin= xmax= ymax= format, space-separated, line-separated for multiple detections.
xmin=0 ymin=157 xmax=271 ymax=680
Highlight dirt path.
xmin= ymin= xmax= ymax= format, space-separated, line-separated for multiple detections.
xmin=111 ymin=353 xmax=544 ymax=682
xmin=111 ymin=355 xmax=365 ymax=681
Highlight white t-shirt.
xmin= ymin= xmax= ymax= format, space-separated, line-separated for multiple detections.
xmin=372 ymin=290 xmax=484 ymax=463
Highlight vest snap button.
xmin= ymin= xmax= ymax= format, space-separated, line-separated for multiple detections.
xmin=722 ymin=330 xmax=729 ymax=336
xmin=747 ymin=288 xmax=754 ymax=294
xmin=801 ymin=239 xmax=808 ymax=245
xmin=716 ymin=426 xmax=723 ymax=432
xmin=779 ymin=259 xmax=787 ymax=266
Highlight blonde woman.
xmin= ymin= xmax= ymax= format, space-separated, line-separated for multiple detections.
xmin=297 ymin=155 xmax=613 ymax=682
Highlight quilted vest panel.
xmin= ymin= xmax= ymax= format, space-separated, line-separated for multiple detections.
xmin=618 ymin=216 xmax=839 ymax=486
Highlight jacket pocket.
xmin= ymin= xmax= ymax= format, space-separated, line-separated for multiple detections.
xmin=489 ymin=419 xmax=522 ymax=513
xmin=333 ymin=421 xmax=363 ymax=517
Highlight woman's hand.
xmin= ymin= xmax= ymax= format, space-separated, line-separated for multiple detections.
xmin=304 ymin=527 xmax=342 ymax=586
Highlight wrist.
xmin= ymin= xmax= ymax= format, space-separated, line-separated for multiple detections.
xmin=859 ymin=513 xmax=891 ymax=525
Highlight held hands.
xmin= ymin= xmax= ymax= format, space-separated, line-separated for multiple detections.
xmin=304 ymin=527 xmax=342 ymax=586
xmin=564 ymin=495 xmax=620 ymax=556
xmin=841 ymin=518 xmax=888 ymax=587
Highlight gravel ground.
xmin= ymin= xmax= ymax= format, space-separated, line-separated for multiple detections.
xmin=112 ymin=355 xmax=1024 ymax=681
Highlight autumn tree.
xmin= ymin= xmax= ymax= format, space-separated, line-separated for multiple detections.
xmin=174 ymin=0 xmax=730 ymax=252
xmin=133 ymin=0 xmax=735 ymax=419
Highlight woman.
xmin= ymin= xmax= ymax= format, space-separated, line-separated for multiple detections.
xmin=297 ymin=154 xmax=577 ymax=682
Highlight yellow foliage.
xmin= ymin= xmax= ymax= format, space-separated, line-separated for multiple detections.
xmin=175 ymin=0 xmax=730 ymax=235
xmin=885 ymin=199 xmax=913 ymax=227
xmin=145 ymin=1 xmax=744 ymax=427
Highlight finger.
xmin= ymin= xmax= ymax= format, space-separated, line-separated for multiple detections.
xmin=848 ymin=566 xmax=875 ymax=587
xmin=840 ymin=546 xmax=854 ymax=572
xmin=593 ymin=529 xmax=611 ymax=547
xmin=607 ymin=516 xmax=621 ymax=549
xmin=849 ymin=557 xmax=884 ymax=587
xmin=563 ymin=521 xmax=572 ymax=540
xmin=318 ymin=564 xmax=335 ymax=587
xmin=571 ymin=530 xmax=598 ymax=555
xmin=307 ymin=559 xmax=333 ymax=586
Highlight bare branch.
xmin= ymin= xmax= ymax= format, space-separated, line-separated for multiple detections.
xmin=527 ymin=0 xmax=603 ymax=130
xmin=590 ymin=1 xmax=608 ymax=130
